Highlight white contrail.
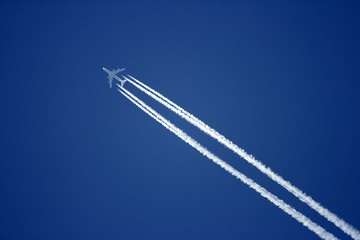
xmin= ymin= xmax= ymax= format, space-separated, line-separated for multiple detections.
xmin=116 ymin=84 xmax=337 ymax=240
xmin=125 ymin=74 xmax=360 ymax=240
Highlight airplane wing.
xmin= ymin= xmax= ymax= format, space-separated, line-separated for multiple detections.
xmin=114 ymin=68 xmax=125 ymax=74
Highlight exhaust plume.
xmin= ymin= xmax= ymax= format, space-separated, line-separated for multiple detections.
xmin=117 ymin=85 xmax=337 ymax=240
xmin=125 ymin=75 xmax=359 ymax=240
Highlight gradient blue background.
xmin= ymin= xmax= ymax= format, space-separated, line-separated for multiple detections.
xmin=1 ymin=1 xmax=359 ymax=239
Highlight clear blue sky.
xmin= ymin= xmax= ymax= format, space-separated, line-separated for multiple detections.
xmin=1 ymin=1 xmax=359 ymax=239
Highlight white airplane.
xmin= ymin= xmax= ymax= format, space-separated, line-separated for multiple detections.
xmin=102 ymin=67 xmax=126 ymax=88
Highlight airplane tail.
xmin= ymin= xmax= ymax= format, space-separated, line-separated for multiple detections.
xmin=119 ymin=79 xmax=127 ymax=87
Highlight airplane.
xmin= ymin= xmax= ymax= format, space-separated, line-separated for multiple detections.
xmin=103 ymin=67 xmax=126 ymax=88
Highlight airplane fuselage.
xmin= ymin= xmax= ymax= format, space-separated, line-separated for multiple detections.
xmin=103 ymin=67 xmax=127 ymax=88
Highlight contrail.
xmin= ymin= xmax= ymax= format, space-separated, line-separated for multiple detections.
xmin=116 ymin=84 xmax=337 ymax=240
xmin=125 ymin=74 xmax=360 ymax=240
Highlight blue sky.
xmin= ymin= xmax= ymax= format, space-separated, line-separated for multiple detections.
xmin=1 ymin=1 xmax=359 ymax=239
